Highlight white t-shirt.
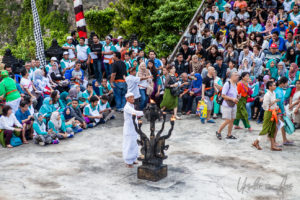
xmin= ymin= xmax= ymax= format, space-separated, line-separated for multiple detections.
xmin=223 ymin=11 xmax=236 ymax=25
xmin=126 ymin=75 xmax=141 ymax=99
xmin=76 ymin=44 xmax=90 ymax=61
xmin=63 ymin=43 xmax=76 ymax=59
xmin=20 ymin=77 xmax=33 ymax=92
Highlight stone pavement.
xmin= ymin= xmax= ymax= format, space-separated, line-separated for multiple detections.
xmin=0 ymin=114 xmax=299 ymax=200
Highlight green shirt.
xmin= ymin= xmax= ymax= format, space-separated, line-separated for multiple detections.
xmin=0 ymin=77 xmax=21 ymax=102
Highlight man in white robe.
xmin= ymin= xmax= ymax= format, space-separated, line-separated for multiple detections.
xmin=122 ymin=92 xmax=144 ymax=168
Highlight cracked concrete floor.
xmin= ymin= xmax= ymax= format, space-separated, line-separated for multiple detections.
xmin=0 ymin=114 xmax=299 ymax=200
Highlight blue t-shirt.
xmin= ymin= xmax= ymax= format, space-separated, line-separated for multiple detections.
xmin=15 ymin=108 xmax=31 ymax=124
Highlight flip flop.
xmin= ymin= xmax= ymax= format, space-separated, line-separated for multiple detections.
xmin=207 ymin=119 xmax=216 ymax=123
xmin=226 ymin=135 xmax=237 ymax=139
xmin=283 ymin=141 xmax=294 ymax=146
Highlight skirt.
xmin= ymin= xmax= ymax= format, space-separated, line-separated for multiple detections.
xmin=259 ymin=111 xmax=276 ymax=138
xmin=160 ymin=88 xmax=178 ymax=110
xmin=234 ymin=96 xmax=250 ymax=128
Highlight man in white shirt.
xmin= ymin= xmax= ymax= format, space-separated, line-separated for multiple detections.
xmin=222 ymin=4 xmax=236 ymax=25
xmin=125 ymin=67 xmax=152 ymax=110
xmin=76 ymin=37 xmax=91 ymax=63
xmin=62 ymin=36 xmax=76 ymax=60
xmin=205 ymin=6 xmax=219 ymax=23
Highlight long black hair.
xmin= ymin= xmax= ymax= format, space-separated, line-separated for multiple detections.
xmin=147 ymin=59 xmax=158 ymax=82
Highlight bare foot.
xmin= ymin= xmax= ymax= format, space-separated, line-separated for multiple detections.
xmin=248 ymin=128 xmax=253 ymax=132
xmin=23 ymin=140 xmax=29 ymax=144
xmin=6 ymin=144 xmax=13 ymax=148
xmin=125 ymin=164 xmax=134 ymax=168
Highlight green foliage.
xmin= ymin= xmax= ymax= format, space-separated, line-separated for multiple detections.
xmin=85 ymin=7 xmax=116 ymax=39
xmin=150 ymin=0 xmax=201 ymax=57
xmin=1 ymin=0 xmax=203 ymax=60
xmin=1 ymin=0 xmax=69 ymax=61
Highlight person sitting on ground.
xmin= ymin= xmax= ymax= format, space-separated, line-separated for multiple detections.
xmin=63 ymin=107 xmax=83 ymax=133
xmin=15 ymin=100 xmax=34 ymax=144
xmin=48 ymin=111 xmax=74 ymax=139
xmin=69 ymin=98 xmax=87 ymax=129
xmin=33 ymin=113 xmax=59 ymax=146
xmin=83 ymin=96 xmax=104 ymax=128
xmin=0 ymin=105 xmax=23 ymax=148
xmin=99 ymin=95 xmax=115 ymax=122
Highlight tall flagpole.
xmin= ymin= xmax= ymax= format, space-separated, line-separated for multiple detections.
xmin=74 ymin=0 xmax=88 ymax=43
xmin=31 ymin=0 xmax=47 ymax=67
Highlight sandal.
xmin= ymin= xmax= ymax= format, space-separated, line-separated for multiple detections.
xmin=271 ymin=146 xmax=282 ymax=151
xmin=216 ymin=131 xmax=222 ymax=140
xmin=226 ymin=135 xmax=237 ymax=139
xmin=6 ymin=144 xmax=13 ymax=148
xmin=125 ymin=164 xmax=134 ymax=168
xmin=283 ymin=141 xmax=294 ymax=146
xmin=252 ymin=140 xmax=262 ymax=150
xmin=234 ymin=126 xmax=243 ymax=129
xmin=23 ymin=140 xmax=29 ymax=144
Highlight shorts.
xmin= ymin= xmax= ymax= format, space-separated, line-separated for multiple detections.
xmin=221 ymin=105 xmax=237 ymax=120
xmin=205 ymin=96 xmax=213 ymax=111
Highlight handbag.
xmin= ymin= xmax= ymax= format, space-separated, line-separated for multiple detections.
xmin=216 ymin=81 xmax=234 ymax=106
xmin=170 ymin=87 xmax=181 ymax=96
xmin=10 ymin=134 xmax=22 ymax=147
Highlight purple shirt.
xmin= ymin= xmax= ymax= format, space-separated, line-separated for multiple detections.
xmin=222 ymin=81 xmax=238 ymax=107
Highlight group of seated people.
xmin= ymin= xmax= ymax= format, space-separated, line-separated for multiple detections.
xmin=2 ymin=0 xmax=300 ymax=148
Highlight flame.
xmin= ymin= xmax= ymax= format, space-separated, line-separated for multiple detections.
xmin=150 ymin=99 xmax=156 ymax=104
xmin=170 ymin=115 xmax=176 ymax=121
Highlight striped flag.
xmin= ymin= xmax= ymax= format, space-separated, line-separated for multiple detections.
xmin=31 ymin=0 xmax=47 ymax=67
xmin=74 ymin=0 xmax=87 ymax=40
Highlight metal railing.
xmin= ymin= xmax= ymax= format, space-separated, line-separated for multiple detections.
xmin=168 ymin=0 xmax=206 ymax=62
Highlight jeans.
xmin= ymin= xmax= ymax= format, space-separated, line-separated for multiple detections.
xmin=113 ymin=82 xmax=127 ymax=110
xmin=104 ymin=63 xmax=111 ymax=78
xmin=246 ymin=101 xmax=254 ymax=120
xmin=93 ymin=59 xmax=102 ymax=82
xmin=139 ymin=89 xmax=148 ymax=110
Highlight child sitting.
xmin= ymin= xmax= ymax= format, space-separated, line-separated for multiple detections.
xmin=33 ymin=113 xmax=59 ymax=146
xmin=63 ymin=107 xmax=83 ymax=133
xmin=99 ymin=95 xmax=115 ymax=122
xmin=83 ymin=96 xmax=104 ymax=128
xmin=48 ymin=111 xmax=74 ymax=139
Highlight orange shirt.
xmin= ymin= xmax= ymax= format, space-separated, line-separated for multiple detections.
xmin=233 ymin=1 xmax=247 ymax=9
xmin=237 ymin=82 xmax=249 ymax=97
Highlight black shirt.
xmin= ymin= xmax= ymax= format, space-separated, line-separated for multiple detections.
xmin=174 ymin=60 xmax=189 ymax=76
xmin=72 ymin=39 xmax=79 ymax=47
xmin=202 ymin=75 xmax=215 ymax=97
xmin=179 ymin=47 xmax=194 ymax=60
xmin=90 ymin=42 xmax=103 ymax=59
xmin=111 ymin=60 xmax=127 ymax=80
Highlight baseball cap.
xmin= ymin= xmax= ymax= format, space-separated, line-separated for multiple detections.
xmin=67 ymin=36 xmax=72 ymax=40
xmin=63 ymin=51 xmax=69 ymax=55
xmin=105 ymin=35 xmax=112 ymax=40
xmin=270 ymin=43 xmax=278 ymax=48
xmin=117 ymin=36 xmax=123 ymax=40
xmin=50 ymin=57 xmax=57 ymax=61
xmin=224 ymin=3 xmax=231 ymax=8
